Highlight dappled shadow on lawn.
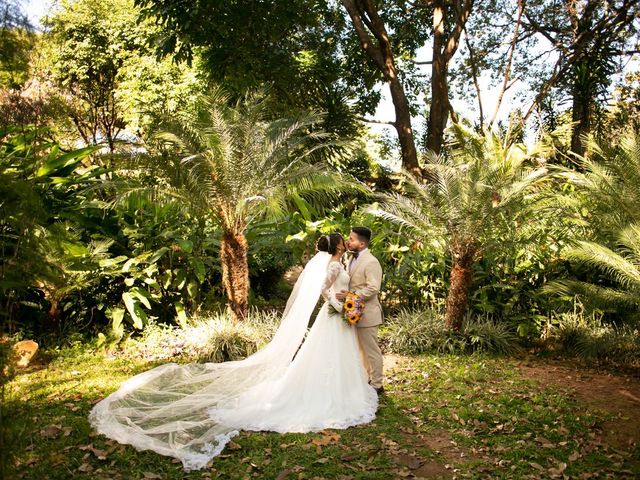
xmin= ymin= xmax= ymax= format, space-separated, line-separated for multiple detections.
xmin=518 ymin=358 xmax=640 ymax=459
xmin=5 ymin=350 xmax=640 ymax=479
xmin=6 ymin=351 xmax=455 ymax=480
xmin=382 ymin=353 xmax=640 ymax=479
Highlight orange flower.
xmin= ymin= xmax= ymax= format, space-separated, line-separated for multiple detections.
xmin=342 ymin=292 xmax=364 ymax=326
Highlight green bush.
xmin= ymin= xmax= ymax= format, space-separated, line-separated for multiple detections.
xmin=552 ymin=310 xmax=640 ymax=366
xmin=117 ymin=309 xmax=280 ymax=363
xmin=461 ymin=314 xmax=522 ymax=356
xmin=382 ymin=308 xmax=523 ymax=355
xmin=381 ymin=308 xmax=451 ymax=355
xmin=192 ymin=310 xmax=280 ymax=363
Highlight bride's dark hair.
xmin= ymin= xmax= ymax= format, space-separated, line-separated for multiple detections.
xmin=316 ymin=232 xmax=344 ymax=255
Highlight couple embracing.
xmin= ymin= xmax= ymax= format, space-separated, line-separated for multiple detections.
xmin=90 ymin=227 xmax=385 ymax=471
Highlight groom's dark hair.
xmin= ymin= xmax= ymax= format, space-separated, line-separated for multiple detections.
xmin=351 ymin=226 xmax=372 ymax=245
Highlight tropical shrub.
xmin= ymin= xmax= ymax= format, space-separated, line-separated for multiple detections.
xmin=380 ymin=308 xmax=451 ymax=355
xmin=550 ymin=309 xmax=640 ymax=367
xmin=381 ymin=308 xmax=522 ymax=355
xmin=0 ymin=126 xmax=99 ymax=336
xmin=116 ymin=309 xmax=280 ymax=362
xmin=545 ymin=130 xmax=640 ymax=323
xmin=118 ymin=89 xmax=354 ymax=322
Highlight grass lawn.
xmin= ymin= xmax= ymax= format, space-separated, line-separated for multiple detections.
xmin=4 ymin=348 xmax=639 ymax=479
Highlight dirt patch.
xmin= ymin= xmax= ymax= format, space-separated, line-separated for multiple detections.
xmin=383 ymin=355 xmax=472 ymax=478
xmin=518 ymin=359 xmax=640 ymax=448
xmin=383 ymin=353 xmax=405 ymax=373
xmin=395 ymin=452 xmax=452 ymax=479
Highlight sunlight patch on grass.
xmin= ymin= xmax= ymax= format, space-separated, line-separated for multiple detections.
xmin=4 ymin=349 xmax=638 ymax=479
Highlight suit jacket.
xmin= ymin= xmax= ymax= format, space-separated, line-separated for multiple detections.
xmin=348 ymin=250 xmax=383 ymax=328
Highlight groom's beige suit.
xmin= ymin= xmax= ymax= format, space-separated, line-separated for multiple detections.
xmin=349 ymin=249 xmax=384 ymax=389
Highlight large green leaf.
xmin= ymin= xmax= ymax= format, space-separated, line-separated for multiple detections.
xmin=175 ymin=301 xmax=188 ymax=328
xmin=99 ymin=255 xmax=128 ymax=268
xmin=109 ymin=307 xmax=125 ymax=338
xmin=36 ymin=145 xmax=97 ymax=177
xmin=187 ymin=279 xmax=198 ymax=298
xmin=176 ymin=238 xmax=193 ymax=253
xmin=191 ymin=258 xmax=206 ymax=282
xmin=173 ymin=268 xmax=187 ymax=289
xmin=149 ymin=247 xmax=170 ymax=264
xmin=122 ymin=292 xmax=146 ymax=329
xmin=129 ymin=286 xmax=152 ymax=309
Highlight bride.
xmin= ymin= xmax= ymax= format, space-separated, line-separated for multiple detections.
xmin=89 ymin=232 xmax=378 ymax=471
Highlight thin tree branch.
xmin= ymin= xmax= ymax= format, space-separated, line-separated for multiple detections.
xmin=463 ymin=26 xmax=484 ymax=127
xmin=488 ymin=0 xmax=523 ymax=128
xmin=444 ymin=0 xmax=474 ymax=64
xmin=357 ymin=116 xmax=396 ymax=126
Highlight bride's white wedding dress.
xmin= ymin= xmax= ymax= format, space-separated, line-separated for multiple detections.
xmin=89 ymin=252 xmax=377 ymax=471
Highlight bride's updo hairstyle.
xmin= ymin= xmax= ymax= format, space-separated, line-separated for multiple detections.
xmin=316 ymin=232 xmax=344 ymax=255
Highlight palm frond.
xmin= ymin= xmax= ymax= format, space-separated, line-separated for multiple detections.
xmin=565 ymin=240 xmax=640 ymax=289
xmin=543 ymin=279 xmax=640 ymax=312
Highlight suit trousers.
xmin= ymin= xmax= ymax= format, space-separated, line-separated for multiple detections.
xmin=356 ymin=326 xmax=383 ymax=389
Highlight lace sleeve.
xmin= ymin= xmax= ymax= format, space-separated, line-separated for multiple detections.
xmin=321 ymin=262 xmax=342 ymax=300
xmin=320 ymin=262 xmax=344 ymax=312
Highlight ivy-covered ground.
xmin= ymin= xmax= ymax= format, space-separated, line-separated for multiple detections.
xmin=6 ymin=350 xmax=640 ymax=479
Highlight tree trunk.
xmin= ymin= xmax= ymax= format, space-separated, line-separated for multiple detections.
xmin=220 ymin=231 xmax=249 ymax=322
xmin=388 ymin=73 xmax=419 ymax=174
xmin=570 ymin=62 xmax=591 ymax=157
xmin=570 ymin=96 xmax=590 ymax=157
xmin=444 ymin=241 xmax=477 ymax=331
xmin=426 ymin=0 xmax=474 ymax=155
xmin=340 ymin=0 xmax=420 ymax=174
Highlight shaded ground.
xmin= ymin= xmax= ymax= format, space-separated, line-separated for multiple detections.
xmin=382 ymin=354 xmax=640 ymax=479
xmin=518 ymin=359 xmax=640 ymax=450
xmin=6 ymin=351 xmax=640 ymax=479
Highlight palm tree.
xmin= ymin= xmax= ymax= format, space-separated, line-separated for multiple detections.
xmin=368 ymin=124 xmax=549 ymax=330
xmin=543 ymin=224 xmax=640 ymax=319
xmin=555 ymin=129 xmax=640 ymax=237
xmin=544 ymin=130 xmax=640 ymax=318
xmin=122 ymin=89 xmax=355 ymax=322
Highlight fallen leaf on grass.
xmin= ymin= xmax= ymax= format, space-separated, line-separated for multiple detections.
xmin=79 ymin=444 xmax=108 ymax=460
xmin=312 ymin=432 xmax=341 ymax=446
xmin=64 ymin=402 xmax=81 ymax=412
xmin=548 ymin=462 xmax=567 ymax=477
xmin=275 ymin=469 xmax=292 ymax=480
xmin=143 ymin=473 xmax=163 ymax=479
xmin=78 ymin=463 xmax=93 ymax=473
xmin=227 ymin=441 xmax=242 ymax=450
xmin=534 ymin=436 xmax=554 ymax=448
xmin=40 ymin=424 xmax=62 ymax=438
xmin=569 ymin=451 xmax=581 ymax=462
xmin=62 ymin=426 xmax=73 ymax=437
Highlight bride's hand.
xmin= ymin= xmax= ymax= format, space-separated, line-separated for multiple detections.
xmin=335 ymin=290 xmax=348 ymax=301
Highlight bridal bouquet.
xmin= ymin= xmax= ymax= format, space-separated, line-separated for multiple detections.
xmin=343 ymin=291 xmax=364 ymax=325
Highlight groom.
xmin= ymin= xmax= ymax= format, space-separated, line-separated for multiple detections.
xmin=337 ymin=227 xmax=384 ymax=395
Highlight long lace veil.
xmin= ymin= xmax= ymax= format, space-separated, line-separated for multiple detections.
xmin=89 ymin=251 xmax=331 ymax=470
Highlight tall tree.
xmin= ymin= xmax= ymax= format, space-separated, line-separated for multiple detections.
xmin=425 ymin=0 xmax=474 ymax=154
xmin=0 ymin=0 xmax=34 ymax=88
xmin=523 ymin=0 xmax=639 ymax=156
xmin=340 ymin=0 xmax=420 ymax=173
xmin=134 ymin=0 xmax=374 ymax=142
xmin=43 ymin=0 xmax=146 ymax=151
